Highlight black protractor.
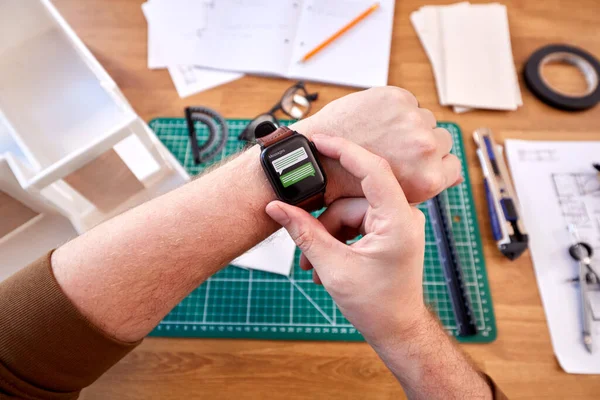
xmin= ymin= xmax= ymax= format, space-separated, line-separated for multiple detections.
xmin=427 ymin=194 xmax=478 ymax=337
xmin=185 ymin=106 xmax=229 ymax=165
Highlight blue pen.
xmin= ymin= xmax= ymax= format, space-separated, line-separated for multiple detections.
xmin=474 ymin=128 xmax=528 ymax=260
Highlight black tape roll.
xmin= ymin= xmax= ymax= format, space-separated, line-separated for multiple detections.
xmin=524 ymin=44 xmax=600 ymax=111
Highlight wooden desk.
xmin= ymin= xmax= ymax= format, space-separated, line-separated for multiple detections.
xmin=49 ymin=0 xmax=600 ymax=398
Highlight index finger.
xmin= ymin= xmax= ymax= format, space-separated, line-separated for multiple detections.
xmin=311 ymin=135 xmax=409 ymax=211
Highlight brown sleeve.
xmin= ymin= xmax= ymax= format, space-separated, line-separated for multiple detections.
xmin=481 ymin=372 xmax=509 ymax=400
xmin=0 ymin=251 xmax=141 ymax=399
xmin=0 ymin=254 xmax=508 ymax=399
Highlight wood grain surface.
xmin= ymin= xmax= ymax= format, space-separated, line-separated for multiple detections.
xmin=46 ymin=0 xmax=600 ymax=398
xmin=0 ymin=191 xmax=38 ymax=238
xmin=64 ymin=149 xmax=144 ymax=211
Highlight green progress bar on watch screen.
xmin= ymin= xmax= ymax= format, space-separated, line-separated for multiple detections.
xmin=280 ymin=162 xmax=316 ymax=188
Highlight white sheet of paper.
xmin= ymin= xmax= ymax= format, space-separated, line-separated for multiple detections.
xmin=144 ymin=0 xmax=393 ymax=88
xmin=411 ymin=2 xmax=522 ymax=111
xmin=410 ymin=3 xmax=471 ymax=112
xmin=231 ymin=229 xmax=297 ymax=277
xmin=168 ymin=66 xmax=243 ymax=98
xmin=142 ymin=0 xmax=209 ymax=66
xmin=287 ymin=0 xmax=395 ymax=88
xmin=142 ymin=0 xmax=243 ymax=97
xmin=154 ymin=0 xmax=299 ymax=74
xmin=410 ymin=8 xmax=442 ymax=101
xmin=146 ymin=19 xmax=166 ymax=70
xmin=505 ymin=139 xmax=600 ymax=374
xmin=440 ymin=3 xmax=520 ymax=110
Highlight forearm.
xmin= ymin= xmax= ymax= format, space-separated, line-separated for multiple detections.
xmin=370 ymin=312 xmax=492 ymax=400
xmin=51 ymin=119 xmax=347 ymax=344
xmin=52 ymin=146 xmax=277 ymax=343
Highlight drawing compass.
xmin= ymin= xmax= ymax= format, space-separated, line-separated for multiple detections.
xmin=567 ymin=224 xmax=600 ymax=353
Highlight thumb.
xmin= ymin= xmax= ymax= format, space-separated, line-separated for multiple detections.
xmin=265 ymin=201 xmax=345 ymax=268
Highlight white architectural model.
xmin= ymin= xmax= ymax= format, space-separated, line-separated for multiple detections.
xmin=0 ymin=0 xmax=189 ymax=278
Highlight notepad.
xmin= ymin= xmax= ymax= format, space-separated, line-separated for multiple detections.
xmin=149 ymin=0 xmax=395 ymax=88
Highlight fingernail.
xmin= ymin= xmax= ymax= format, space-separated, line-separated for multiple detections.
xmin=265 ymin=202 xmax=290 ymax=225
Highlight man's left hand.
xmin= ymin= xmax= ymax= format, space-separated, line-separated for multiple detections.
xmin=292 ymin=86 xmax=462 ymax=204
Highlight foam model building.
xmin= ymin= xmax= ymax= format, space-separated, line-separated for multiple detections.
xmin=0 ymin=0 xmax=190 ymax=280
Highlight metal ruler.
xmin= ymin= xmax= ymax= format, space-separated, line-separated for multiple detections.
xmin=427 ymin=195 xmax=478 ymax=336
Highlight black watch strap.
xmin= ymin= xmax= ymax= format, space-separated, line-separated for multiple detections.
xmin=295 ymin=193 xmax=325 ymax=212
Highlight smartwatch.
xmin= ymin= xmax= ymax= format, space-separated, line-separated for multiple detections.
xmin=257 ymin=123 xmax=327 ymax=212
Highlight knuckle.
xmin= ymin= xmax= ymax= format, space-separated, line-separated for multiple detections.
xmin=422 ymin=108 xmax=438 ymax=126
xmin=404 ymin=109 xmax=422 ymax=125
xmin=421 ymin=106 xmax=435 ymax=116
xmin=327 ymin=270 xmax=356 ymax=297
xmin=374 ymin=156 xmax=393 ymax=174
xmin=294 ymin=229 xmax=314 ymax=253
xmin=437 ymin=126 xmax=451 ymax=138
xmin=416 ymin=133 xmax=438 ymax=156
xmin=449 ymin=160 xmax=462 ymax=180
xmin=438 ymin=127 xmax=453 ymax=145
xmin=322 ymin=251 xmax=353 ymax=285
xmin=420 ymin=171 xmax=445 ymax=196
xmin=412 ymin=209 xmax=427 ymax=228
xmin=327 ymin=269 xmax=348 ymax=289
xmin=394 ymin=210 xmax=426 ymax=248
xmin=392 ymin=87 xmax=417 ymax=103
xmin=448 ymin=154 xmax=461 ymax=168
xmin=377 ymin=86 xmax=416 ymax=104
xmin=406 ymin=222 xmax=425 ymax=248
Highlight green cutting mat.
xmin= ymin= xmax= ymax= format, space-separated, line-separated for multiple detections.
xmin=148 ymin=118 xmax=496 ymax=343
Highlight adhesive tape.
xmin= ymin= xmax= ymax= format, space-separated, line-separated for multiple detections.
xmin=524 ymin=44 xmax=600 ymax=111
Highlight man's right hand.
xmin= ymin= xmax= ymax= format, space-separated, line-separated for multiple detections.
xmin=266 ymin=135 xmax=430 ymax=345
xmin=266 ymin=136 xmax=493 ymax=399
xmin=292 ymin=86 xmax=462 ymax=204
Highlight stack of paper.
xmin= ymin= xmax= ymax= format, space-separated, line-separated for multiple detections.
xmin=143 ymin=0 xmax=396 ymax=98
xmin=411 ymin=2 xmax=522 ymax=112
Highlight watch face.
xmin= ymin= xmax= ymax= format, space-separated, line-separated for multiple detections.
xmin=261 ymin=135 xmax=326 ymax=204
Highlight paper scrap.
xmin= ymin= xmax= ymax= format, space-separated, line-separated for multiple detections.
xmin=231 ymin=229 xmax=297 ymax=277
xmin=168 ymin=66 xmax=243 ymax=98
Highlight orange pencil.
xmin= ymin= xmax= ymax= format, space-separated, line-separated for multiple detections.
xmin=300 ymin=2 xmax=380 ymax=63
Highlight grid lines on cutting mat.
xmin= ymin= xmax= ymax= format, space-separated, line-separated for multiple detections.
xmin=148 ymin=119 xmax=496 ymax=342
